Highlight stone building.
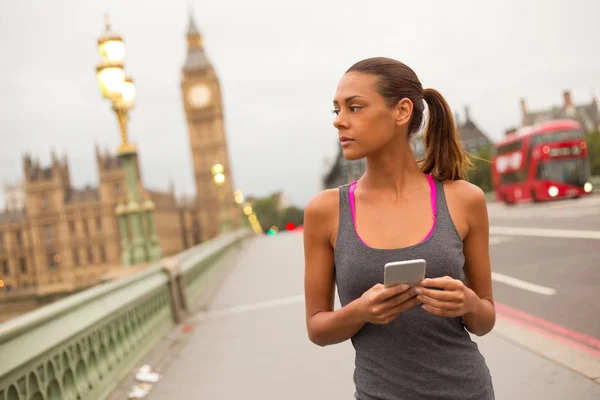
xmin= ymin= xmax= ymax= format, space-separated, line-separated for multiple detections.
xmin=520 ymin=90 xmax=599 ymax=133
xmin=0 ymin=148 xmax=200 ymax=305
xmin=454 ymin=106 xmax=493 ymax=154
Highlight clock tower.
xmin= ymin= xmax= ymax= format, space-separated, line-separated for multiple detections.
xmin=182 ymin=15 xmax=238 ymax=240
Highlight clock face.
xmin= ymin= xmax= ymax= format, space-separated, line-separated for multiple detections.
xmin=187 ymin=83 xmax=212 ymax=109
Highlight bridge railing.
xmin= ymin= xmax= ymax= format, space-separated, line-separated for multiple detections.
xmin=0 ymin=229 xmax=253 ymax=400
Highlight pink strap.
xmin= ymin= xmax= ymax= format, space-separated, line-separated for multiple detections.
xmin=349 ymin=175 xmax=437 ymax=246
xmin=423 ymin=174 xmax=437 ymax=241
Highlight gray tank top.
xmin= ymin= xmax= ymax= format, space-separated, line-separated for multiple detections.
xmin=334 ymin=178 xmax=495 ymax=400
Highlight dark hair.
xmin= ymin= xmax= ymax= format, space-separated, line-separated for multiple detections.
xmin=346 ymin=57 xmax=471 ymax=181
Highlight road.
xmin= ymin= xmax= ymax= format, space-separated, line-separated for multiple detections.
xmin=487 ymin=195 xmax=600 ymax=340
xmin=142 ymin=195 xmax=600 ymax=399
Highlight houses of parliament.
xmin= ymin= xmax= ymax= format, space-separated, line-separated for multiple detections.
xmin=0 ymin=16 xmax=238 ymax=320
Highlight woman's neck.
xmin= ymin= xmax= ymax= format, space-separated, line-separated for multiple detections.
xmin=360 ymin=139 xmax=426 ymax=199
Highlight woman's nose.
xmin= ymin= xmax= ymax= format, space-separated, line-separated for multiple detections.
xmin=333 ymin=111 xmax=346 ymax=129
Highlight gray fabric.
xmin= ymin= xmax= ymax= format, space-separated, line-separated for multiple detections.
xmin=334 ymin=179 xmax=495 ymax=400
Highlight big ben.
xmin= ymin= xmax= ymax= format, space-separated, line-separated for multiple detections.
xmin=181 ymin=15 xmax=238 ymax=240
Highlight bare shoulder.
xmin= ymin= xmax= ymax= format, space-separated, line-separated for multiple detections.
xmin=304 ymin=188 xmax=340 ymax=243
xmin=443 ymin=179 xmax=486 ymax=210
xmin=304 ymin=188 xmax=340 ymax=219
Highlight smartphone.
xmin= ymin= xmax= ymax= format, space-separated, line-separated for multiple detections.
xmin=384 ymin=259 xmax=426 ymax=288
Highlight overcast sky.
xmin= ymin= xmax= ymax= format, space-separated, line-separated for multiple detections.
xmin=1 ymin=0 xmax=598 ymax=208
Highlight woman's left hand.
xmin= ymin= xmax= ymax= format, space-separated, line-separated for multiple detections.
xmin=414 ymin=276 xmax=477 ymax=317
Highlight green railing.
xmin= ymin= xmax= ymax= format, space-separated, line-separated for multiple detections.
xmin=0 ymin=229 xmax=252 ymax=400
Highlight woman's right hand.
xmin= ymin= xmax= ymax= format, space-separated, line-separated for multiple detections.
xmin=355 ymin=283 xmax=420 ymax=325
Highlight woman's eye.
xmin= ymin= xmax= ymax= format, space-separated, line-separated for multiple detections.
xmin=350 ymin=106 xmax=362 ymax=112
xmin=332 ymin=109 xmax=340 ymax=115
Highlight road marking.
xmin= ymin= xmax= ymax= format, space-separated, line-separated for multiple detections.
xmin=490 ymin=226 xmax=600 ymax=240
xmin=491 ymin=272 xmax=557 ymax=295
xmin=489 ymin=236 xmax=512 ymax=245
xmin=494 ymin=302 xmax=600 ymax=379
xmin=496 ymin=303 xmax=600 ymax=351
xmin=193 ymin=294 xmax=304 ymax=321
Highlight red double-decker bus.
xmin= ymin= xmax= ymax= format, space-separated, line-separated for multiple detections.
xmin=492 ymin=120 xmax=593 ymax=204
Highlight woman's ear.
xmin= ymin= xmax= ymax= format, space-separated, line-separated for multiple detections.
xmin=395 ymin=98 xmax=413 ymax=126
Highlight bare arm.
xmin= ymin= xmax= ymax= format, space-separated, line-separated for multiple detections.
xmin=303 ymin=190 xmax=366 ymax=346
xmin=461 ymin=186 xmax=496 ymax=336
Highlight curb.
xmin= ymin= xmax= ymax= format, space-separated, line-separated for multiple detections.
xmin=493 ymin=308 xmax=600 ymax=383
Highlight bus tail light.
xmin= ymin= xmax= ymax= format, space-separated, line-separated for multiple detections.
xmin=548 ymin=186 xmax=559 ymax=197
xmin=580 ymin=142 xmax=587 ymax=150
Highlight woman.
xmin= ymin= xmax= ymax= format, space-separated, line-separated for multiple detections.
xmin=303 ymin=57 xmax=495 ymax=399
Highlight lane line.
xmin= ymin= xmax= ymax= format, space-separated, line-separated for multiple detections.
xmin=491 ymin=272 xmax=557 ymax=295
xmin=496 ymin=303 xmax=600 ymax=351
xmin=490 ymin=226 xmax=600 ymax=240
xmin=489 ymin=236 xmax=513 ymax=245
xmin=192 ymin=294 xmax=304 ymax=321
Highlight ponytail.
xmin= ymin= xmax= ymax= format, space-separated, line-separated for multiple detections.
xmin=420 ymin=88 xmax=472 ymax=181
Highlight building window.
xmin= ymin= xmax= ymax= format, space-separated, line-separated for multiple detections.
xmin=83 ymin=220 xmax=89 ymax=236
xmin=23 ymin=281 xmax=29 ymax=289
xmin=41 ymin=194 xmax=49 ymax=208
xmin=1 ymin=260 xmax=8 ymax=276
xmin=44 ymin=225 xmax=55 ymax=241
xmin=96 ymin=217 xmax=102 ymax=231
xmin=69 ymin=221 xmax=76 ymax=234
xmin=48 ymin=252 xmax=59 ymax=270
xmin=87 ymin=248 xmax=93 ymax=264
xmin=15 ymin=231 xmax=23 ymax=248
xmin=0 ymin=232 xmax=3 ymax=250
xmin=99 ymin=245 xmax=107 ymax=263
xmin=19 ymin=257 xmax=26 ymax=273
xmin=73 ymin=249 xmax=79 ymax=266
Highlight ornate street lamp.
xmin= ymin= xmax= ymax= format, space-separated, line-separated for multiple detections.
xmin=211 ymin=163 xmax=231 ymax=235
xmin=95 ymin=16 xmax=161 ymax=265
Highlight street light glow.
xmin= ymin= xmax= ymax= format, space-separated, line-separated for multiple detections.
xmin=243 ymin=205 xmax=253 ymax=215
xmin=234 ymin=190 xmax=244 ymax=204
xmin=101 ymin=39 xmax=125 ymax=63
xmin=120 ymin=76 xmax=136 ymax=108
xmin=211 ymin=163 xmax=224 ymax=175
xmin=214 ymin=173 xmax=225 ymax=185
xmin=97 ymin=66 xmax=125 ymax=99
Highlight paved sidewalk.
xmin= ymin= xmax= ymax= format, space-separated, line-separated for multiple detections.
xmin=143 ymin=234 xmax=600 ymax=399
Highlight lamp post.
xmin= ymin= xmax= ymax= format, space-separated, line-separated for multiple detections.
xmin=95 ymin=16 xmax=161 ymax=265
xmin=211 ymin=163 xmax=231 ymax=235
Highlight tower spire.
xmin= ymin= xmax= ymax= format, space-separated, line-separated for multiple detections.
xmin=186 ymin=8 xmax=203 ymax=50
xmin=188 ymin=13 xmax=200 ymax=36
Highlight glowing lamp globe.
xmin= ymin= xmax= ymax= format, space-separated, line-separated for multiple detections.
xmin=96 ymin=65 xmax=125 ymax=100
xmin=120 ymin=76 xmax=136 ymax=108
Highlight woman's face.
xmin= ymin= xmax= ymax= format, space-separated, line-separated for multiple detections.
xmin=332 ymin=72 xmax=410 ymax=160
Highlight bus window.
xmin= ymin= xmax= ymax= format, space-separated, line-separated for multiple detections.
xmin=497 ymin=140 xmax=523 ymax=155
xmin=531 ymin=130 xmax=583 ymax=146
xmin=499 ymin=170 xmax=526 ymax=185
